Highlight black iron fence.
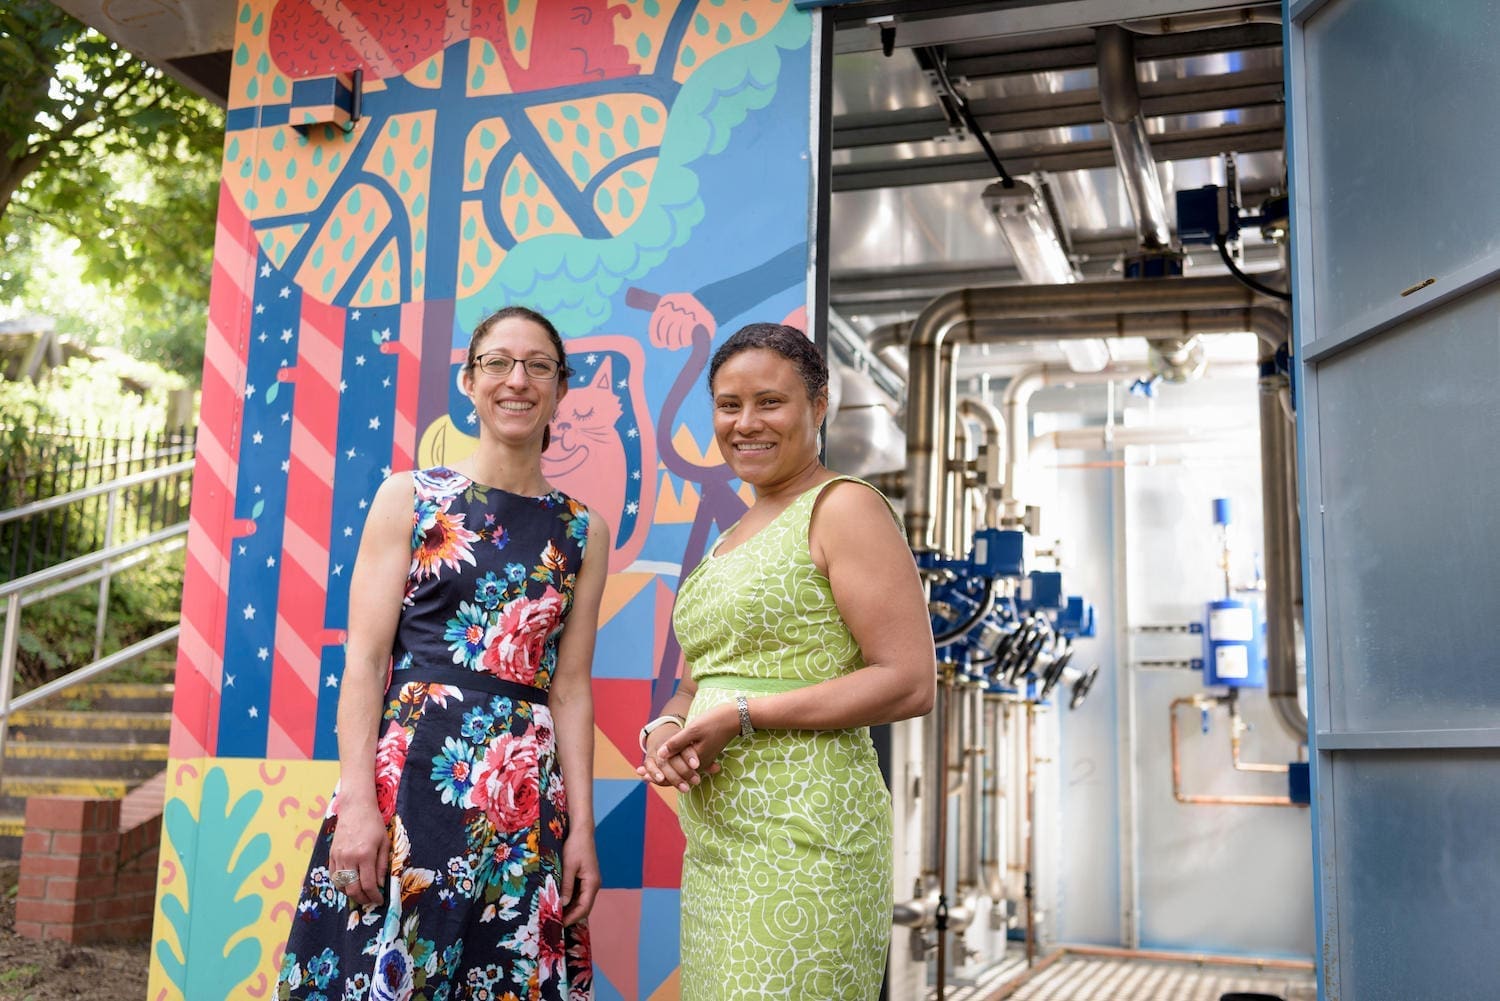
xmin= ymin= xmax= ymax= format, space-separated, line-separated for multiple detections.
xmin=0 ymin=423 xmax=195 ymax=582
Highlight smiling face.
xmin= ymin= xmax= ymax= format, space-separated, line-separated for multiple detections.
xmin=460 ymin=315 xmax=568 ymax=449
xmin=711 ymin=347 xmax=828 ymax=492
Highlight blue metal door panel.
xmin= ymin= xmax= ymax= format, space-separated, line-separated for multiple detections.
xmin=1288 ymin=1 xmax=1500 ymax=998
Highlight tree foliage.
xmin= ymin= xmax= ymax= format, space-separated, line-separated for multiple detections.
xmin=0 ymin=1 xmax=224 ymax=378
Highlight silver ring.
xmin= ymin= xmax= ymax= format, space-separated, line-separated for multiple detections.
xmin=331 ymin=868 xmax=358 ymax=889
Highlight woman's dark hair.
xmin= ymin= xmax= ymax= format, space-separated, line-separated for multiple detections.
xmin=466 ymin=305 xmax=572 ymax=450
xmin=707 ymin=322 xmax=828 ymax=402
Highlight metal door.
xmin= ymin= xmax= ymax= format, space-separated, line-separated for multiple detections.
xmin=1287 ymin=2 xmax=1500 ymax=998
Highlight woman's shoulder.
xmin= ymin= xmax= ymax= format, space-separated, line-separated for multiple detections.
xmin=807 ymin=475 xmax=902 ymax=531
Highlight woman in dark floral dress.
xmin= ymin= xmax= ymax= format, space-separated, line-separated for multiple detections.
xmin=279 ymin=307 xmax=610 ymax=1001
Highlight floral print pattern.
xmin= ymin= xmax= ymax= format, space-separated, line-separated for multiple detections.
xmin=280 ymin=468 xmax=591 ymax=1001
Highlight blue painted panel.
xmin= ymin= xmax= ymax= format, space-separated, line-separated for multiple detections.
xmin=1315 ymin=284 xmax=1500 ymax=731
xmin=1332 ymin=750 xmax=1500 ymax=1000
xmin=1303 ymin=0 xmax=1500 ymax=336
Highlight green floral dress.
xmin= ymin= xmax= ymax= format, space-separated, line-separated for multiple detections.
xmin=672 ymin=476 xmax=894 ymax=1001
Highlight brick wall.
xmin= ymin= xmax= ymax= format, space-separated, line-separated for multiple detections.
xmin=14 ymin=796 xmax=161 ymax=943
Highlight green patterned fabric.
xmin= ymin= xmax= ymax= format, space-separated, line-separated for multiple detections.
xmin=672 ymin=477 xmax=893 ymax=1000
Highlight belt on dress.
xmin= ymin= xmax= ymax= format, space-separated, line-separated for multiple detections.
xmin=387 ymin=665 xmax=549 ymax=706
xmin=695 ymin=675 xmax=821 ymax=695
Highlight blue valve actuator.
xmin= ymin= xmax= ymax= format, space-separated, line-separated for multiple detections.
xmin=1028 ymin=570 xmax=1065 ymax=611
xmin=971 ymin=528 xmax=1026 ymax=578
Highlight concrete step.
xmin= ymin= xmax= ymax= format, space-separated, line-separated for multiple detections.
xmin=49 ymin=682 xmax=175 ymax=714
xmin=0 ymin=740 xmax=168 ymax=779
xmin=7 ymin=708 xmax=170 ymax=744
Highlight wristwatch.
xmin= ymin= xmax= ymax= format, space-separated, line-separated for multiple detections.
xmin=638 ymin=714 xmax=686 ymax=752
xmin=736 ymin=695 xmax=754 ymax=738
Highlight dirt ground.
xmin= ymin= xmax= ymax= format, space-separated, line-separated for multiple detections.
xmin=0 ymin=862 xmax=150 ymax=1001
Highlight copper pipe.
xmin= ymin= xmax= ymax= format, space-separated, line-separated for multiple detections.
xmin=1169 ymin=696 xmax=1301 ymax=807
xmin=1229 ymin=699 xmax=1290 ymax=774
xmin=1059 ymin=943 xmax=1314 ymax=972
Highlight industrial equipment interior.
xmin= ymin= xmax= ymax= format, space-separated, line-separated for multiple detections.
xmin=819 ymin=4 xmax=1315 ymax=999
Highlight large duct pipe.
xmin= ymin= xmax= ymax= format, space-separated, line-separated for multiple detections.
xmin=1259 ymin=354 xmax=1307 ymax=741
xmin=902 ymin=275 xmax=1270 ymax=554
xmin=1096 ymin=26 xmax=1172 ymax=250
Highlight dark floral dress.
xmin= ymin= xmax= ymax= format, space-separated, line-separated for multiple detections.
xmin=279 ymin=467 xmax=593 ymax=1001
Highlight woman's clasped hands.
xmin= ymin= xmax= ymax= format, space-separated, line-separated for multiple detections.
xmin=636 ymin=705 xmax=737 ymax=792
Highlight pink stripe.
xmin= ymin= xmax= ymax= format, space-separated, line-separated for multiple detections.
xmin=281 ymin=518 xmax=328 ymax=586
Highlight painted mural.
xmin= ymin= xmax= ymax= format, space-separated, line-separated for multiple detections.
xmin=151 ymin=3 xmax=812 ymax=998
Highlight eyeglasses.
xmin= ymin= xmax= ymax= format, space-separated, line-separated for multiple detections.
xmin=470 ymin=353 xmax=564 ymax=380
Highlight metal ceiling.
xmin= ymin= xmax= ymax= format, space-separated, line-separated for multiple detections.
xmin=826 ymin=2 xmax=1288 ymax=352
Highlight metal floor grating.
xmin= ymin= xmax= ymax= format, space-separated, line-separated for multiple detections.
xmin=929 ymin=953 xmax=1317 ymax=1001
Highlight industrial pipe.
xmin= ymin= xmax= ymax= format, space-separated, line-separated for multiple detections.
xmin=902 ymin=275 xmax=1272 ymax=553
xmin=1168 ymin=695 xmax=1301 ymax=807
xmin=957 ymin=397 xmax=1007 ymax=528
xmin=1096 ymin=26 xmax=1172 ymax=249
xmin=1259 ymin=354 xmax=1307 ymax=741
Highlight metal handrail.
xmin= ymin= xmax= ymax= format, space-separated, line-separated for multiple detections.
xmin=0 ymin=458 xmax=194 ymax=525
xmin=0 ymin=458 xmax=193 ymax=780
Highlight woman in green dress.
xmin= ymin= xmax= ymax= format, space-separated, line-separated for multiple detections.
xmin=636 ymin=323 xmax=936 ymax=1000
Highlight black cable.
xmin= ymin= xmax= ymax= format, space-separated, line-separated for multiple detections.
xmin=1215 ymin=236 xmax=1291 ymax=302
xmin=921 ymin=47 xmax=1014 ymax=188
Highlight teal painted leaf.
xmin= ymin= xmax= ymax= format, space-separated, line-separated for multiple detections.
xmin=264 ymin=382 xmax=279 ymax=406
xmin=155 ymin=768 xmax=270 ymax=1001
xmin=251 ymin=498 xmax=265 ymax=519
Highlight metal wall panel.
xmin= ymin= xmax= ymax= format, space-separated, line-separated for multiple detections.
xmin=1289 ymin=0 xmax=1500 ymax=996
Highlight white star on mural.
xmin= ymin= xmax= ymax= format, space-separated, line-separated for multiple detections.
xmin=339 ymin=380 xmax=348 ymax=393
xmin=245 ymin=384 xmax=256 ymax=399
xmin=255 ymin=303 xmax=265 ymax=314
xmin=280 ymin=412 xmax=290 ymax=424
xmin=266 ymin=556 xmax=276 ymax=568
xmin=381 ymin=466 xmax=391 ymax=478
xmin=332 ymin=563 xmax=344 ymax=576
xmin=260 ymin=263 xmax=271 ymax=278
xmin=279 ymin=286 xmax=291 ymax=299
xmin=258 ymin=332 xmax=268 ymax=343
xmin=345 ymin=447 xmax=357 ymax=459
xmin=238 ymin=545 xmax=246 ymax=555
xmin=618 ymin=379 xmax=627 ymax=389
xmin=257 ymin=648 xmax=269 ymax=660
xmin=325 ymin=674 xmax=339 ymax=688
xmin=358 ymin=499 xmax=368 ymax=509
xmin=253 ymin=485 xmax=262 ymax=494
xmin=382 ymin=377 xmax=391 ymax=388
xmin=248 ymin=706 xmax=259 ymax=718
xmin=352 ymin=309 xmax=362 ymax=320
xmin=379 ymin=328 xmax=392 ymax=341
xmin=281 ymin=460 xmax=290 ymax=472
xmin=243 ymin=603 xmax=256 ymax=620
xmin=368 ymin=416 xmax=381 ymax=430
xmin=281 ymin=328 xmax=293 ymax=342
xmin=252 ymin=431 xmax=264 ymax=444
xmin=632 ymin=470 xmax=641 ymax=480
xmin=355 ymin=355 xmax=366 ymax=366
xmin=626 ymin=501 xmax=639 ymax=515
xmin=586 ymin=354 xmax=598 ymax=364
xmin=225 ymin=673 xmax=235 ymax=687
xmin=344 ymin=526 xmax=353 ymax=537
xmin=626 ymin=428 xmax=638 ymax=438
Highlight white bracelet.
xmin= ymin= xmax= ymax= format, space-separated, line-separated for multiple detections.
xmin=638 ymin=713 xmax=686 ymax=752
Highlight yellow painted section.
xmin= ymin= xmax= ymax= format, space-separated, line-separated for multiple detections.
xmin=0 ymin=817 xmax=24 ymax=837
xmin=150 ymin=757 xmax=340 ymax=1001
xmin=73 ymin=682 xmax=175 ymax=699
xmin=655 ymin=474 xmax=701 ymax=525
xmin=294 ymin=182 xmax=395 ymax=303
xmin=462 ymin=116 xmax=514 ymax=191
xmin=674 ymin=0 xmax=790 ymax=84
